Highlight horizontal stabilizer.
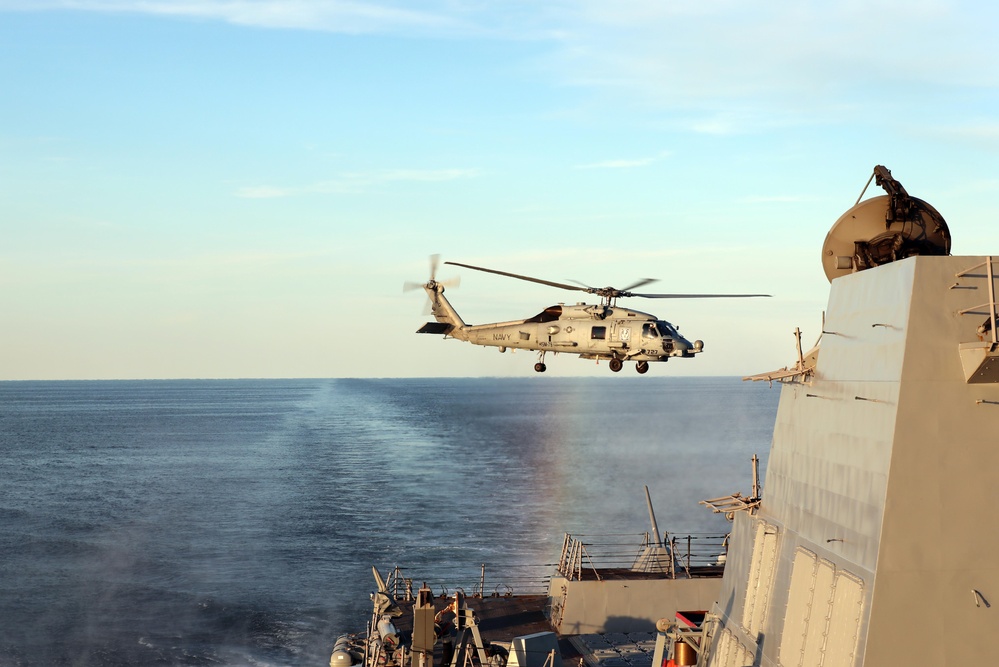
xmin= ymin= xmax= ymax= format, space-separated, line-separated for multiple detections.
xmin=416 ymin=321 xmax=454 ymax=335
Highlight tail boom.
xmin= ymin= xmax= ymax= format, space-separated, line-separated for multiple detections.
xmin=416 ymin=284 xmax=467 ymax=340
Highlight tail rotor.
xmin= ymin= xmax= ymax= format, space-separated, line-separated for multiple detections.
xmin=404 ymin=254 xmax=459 ymax=314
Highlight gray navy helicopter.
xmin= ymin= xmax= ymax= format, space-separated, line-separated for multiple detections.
xmin=406 ymin=256 xmax=770 ymax=374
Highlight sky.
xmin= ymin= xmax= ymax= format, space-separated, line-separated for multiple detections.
xmin=2 ymin=0 xmax=999 ymax=380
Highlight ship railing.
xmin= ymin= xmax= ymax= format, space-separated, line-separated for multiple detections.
xmin=667 ymin=533 xmax=729 ymax=577
xmin=557 ymin=532 xmax=729 ymax=581
xmin=956 ymin=256 xmax=998 ymax=348
xmin=386 ymin=563 xmax=554 ymax=599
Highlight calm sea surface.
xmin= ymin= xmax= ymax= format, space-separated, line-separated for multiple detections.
xmin=0 ymin=377 xmax=778 ymax=666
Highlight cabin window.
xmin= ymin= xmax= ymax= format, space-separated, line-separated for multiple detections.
xmin=591 ymin=326 xmax=607 ymax=340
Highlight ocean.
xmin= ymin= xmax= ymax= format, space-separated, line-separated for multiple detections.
xmin=0 ymin=377 xmax=778 ymax=666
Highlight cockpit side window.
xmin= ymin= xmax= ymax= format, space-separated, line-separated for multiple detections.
xmin=643 ymin=323 xmax=659 ymax=338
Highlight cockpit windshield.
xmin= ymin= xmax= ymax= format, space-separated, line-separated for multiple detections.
xmin=656 ymin=321 xmax=677 ymax=337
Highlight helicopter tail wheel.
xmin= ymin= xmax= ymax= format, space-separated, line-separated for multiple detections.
xmin=535 ymin=350 xmax=547 ymax=372
xmin=636 ymin=361 xmax=649 ymax=374
xmin=609 ymin=358 xmax=623 ymax=373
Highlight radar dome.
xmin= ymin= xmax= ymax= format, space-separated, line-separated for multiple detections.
xmin=821 ymin=166 xmax=950 ymax=283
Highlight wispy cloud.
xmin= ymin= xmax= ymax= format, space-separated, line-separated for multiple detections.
xmin=235 ymin=167 xmax=479 ymax=198
xmin=542 ymin=0 xmax=999 ymax=132
xmin=740 ymin=195 xmax=812 ymax=204
xmin=937 ymin=123 xmax=999 ymax=146
xmin=574 ymin=151 xmax=670 ymax=170
xmin=5 ymin=0 xmax=997 ymax=133
xmin=0 ymin=0 xmax=465 ymax=34
xmin=575 ymin=157 xmax=655 ymax=170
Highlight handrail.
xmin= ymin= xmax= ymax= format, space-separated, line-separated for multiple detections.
xmin=385 ymin=563 xmax=553 ymax=597
xmin=956 ymin=256 xmax=998 ymax=347
xmin=556 ymin=531 xmax=728 ymax=580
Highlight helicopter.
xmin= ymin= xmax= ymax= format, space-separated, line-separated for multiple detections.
xmin=405 ymin=256 xmax=770 ymax=374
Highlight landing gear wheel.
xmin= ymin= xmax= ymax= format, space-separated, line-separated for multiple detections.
xmin=636 ymin=361 xmax=649 ymax=374
xmin=609 ymin=358 xmax=623 ymax=373
xmin=534 ymin=363 xmax=547 ymax=373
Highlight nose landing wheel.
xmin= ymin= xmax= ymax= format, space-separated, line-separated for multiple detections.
xmin=636 ymin=361 xmax=649 ymax=374
xmin=609 ymin=358 xmax=623 ymax=372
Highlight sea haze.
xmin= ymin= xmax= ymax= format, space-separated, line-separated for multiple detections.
xmin=0 ymin=377 xmax=778 ymax=666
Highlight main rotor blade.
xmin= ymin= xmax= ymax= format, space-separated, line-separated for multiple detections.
xmin=444 ymin=260 xmax=770 ymax=299
xmin=445 ymin=261 xmax=587 ymax=293
xmin=631 ymin=292 xmax=772 ymax=298
xmin=620 ymin=278 xmax=658 ymax=292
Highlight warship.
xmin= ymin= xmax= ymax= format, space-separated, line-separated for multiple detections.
xmin=332 ymin=165 xmax=999 ymax=667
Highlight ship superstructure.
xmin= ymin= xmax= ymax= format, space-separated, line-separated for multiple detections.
xmin=702 ymin=167 xmax=999 ymax=666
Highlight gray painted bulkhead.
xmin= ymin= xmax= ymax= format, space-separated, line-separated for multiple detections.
xmin=550 ymin=574 xmax=721 ymax=636
xmin=707 ymin=256 xmax=999 ymax=667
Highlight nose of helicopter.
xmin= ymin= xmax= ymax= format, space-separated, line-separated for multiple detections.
xmin=669 ymin=336 xmax=704 ymax=357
